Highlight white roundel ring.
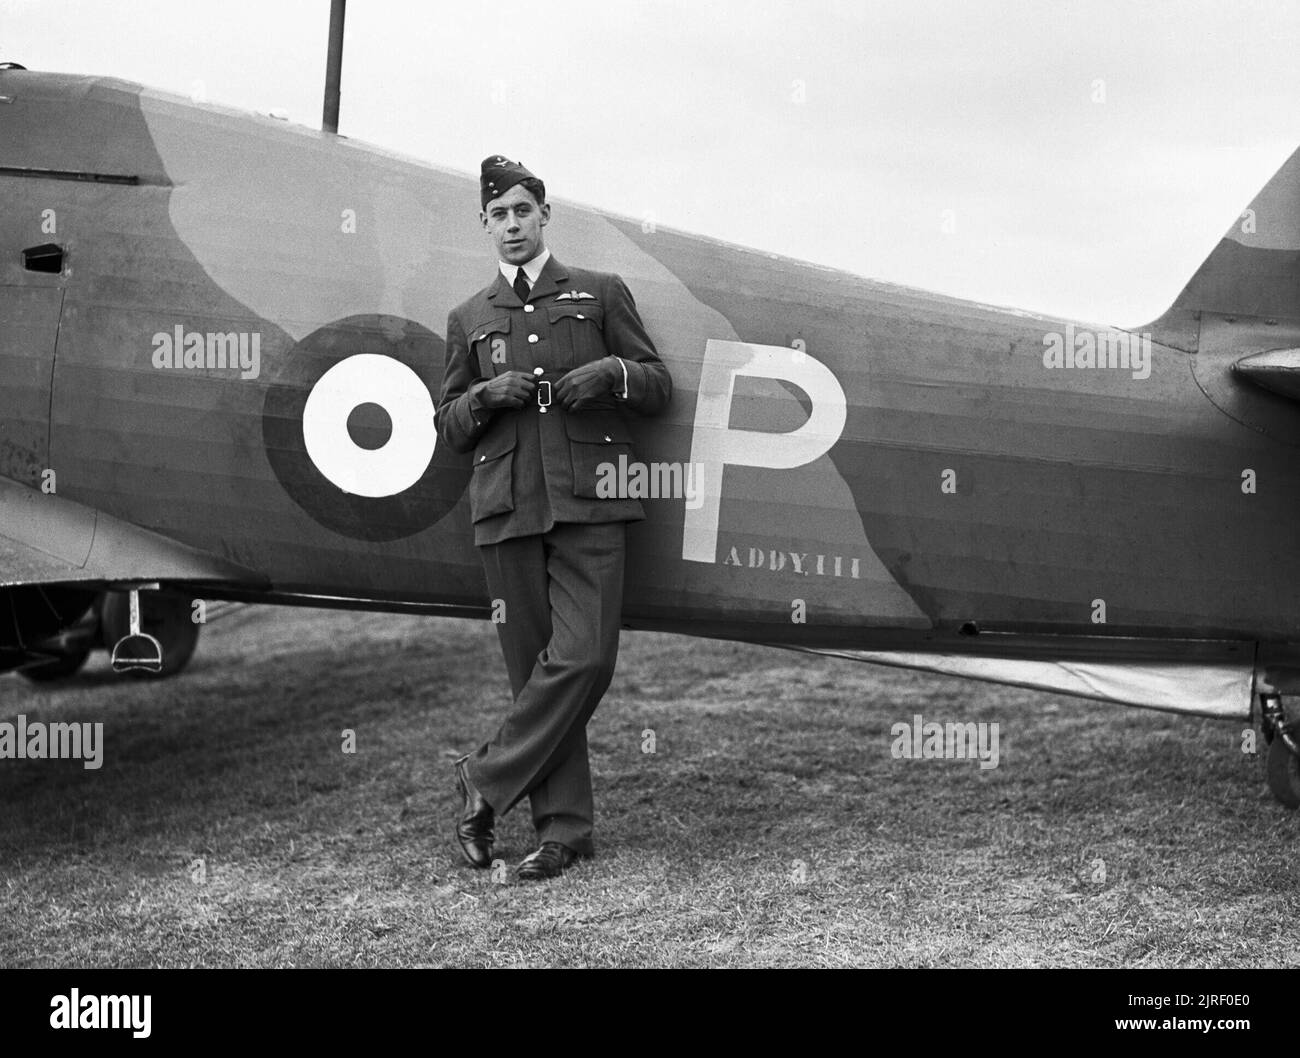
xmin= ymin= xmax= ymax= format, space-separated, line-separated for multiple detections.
xmin=301 ymin=353 xmax=436 ymax=497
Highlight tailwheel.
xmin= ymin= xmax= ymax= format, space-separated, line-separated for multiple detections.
xmin=1260 ymin=693 xmax=1300 ymax=809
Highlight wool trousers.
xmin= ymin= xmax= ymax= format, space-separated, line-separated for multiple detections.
xmin=466 ymin=520 xmax=626 ymax=853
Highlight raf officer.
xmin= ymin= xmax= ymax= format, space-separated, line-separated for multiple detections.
xmin=436 ymin=156 xmax=672 ymax=880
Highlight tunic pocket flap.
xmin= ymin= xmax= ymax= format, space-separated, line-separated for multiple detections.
xmin=546 ymin=302 xmax=603 ymax=326
xmin=471 ymin=316 xmax=511 ymax=342
xmin=474 ymin=424 xmax=518 ymax=464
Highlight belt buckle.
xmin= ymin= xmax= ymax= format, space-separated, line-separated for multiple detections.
xmin=537 ymin=379 xmax=552 ymax=413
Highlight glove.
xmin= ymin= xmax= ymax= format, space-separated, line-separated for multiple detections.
xmin=554 ymin=358 xmax=620 ymax=412
xmin=472 ymin=371 xmax=537 ymax=410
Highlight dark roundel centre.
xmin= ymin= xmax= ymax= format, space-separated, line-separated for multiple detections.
xmin=346 ymin=401 xmax=393 ymax=450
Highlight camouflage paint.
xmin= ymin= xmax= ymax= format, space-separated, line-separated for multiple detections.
xmin=4 ymin=72 xmax=1300 ymax=675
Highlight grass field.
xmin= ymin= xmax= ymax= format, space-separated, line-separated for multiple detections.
xmin=0 ymin=605 xmax=1296 ymax=967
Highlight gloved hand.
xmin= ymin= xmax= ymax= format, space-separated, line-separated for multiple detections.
xmin=472 ymin=371 xmax=537 ymax=410
xmin=555 ymin=358 xmax=620 ymax=411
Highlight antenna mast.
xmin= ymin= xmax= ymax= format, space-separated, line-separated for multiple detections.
xmin=322 ymin=0 xmax=345 ymax=133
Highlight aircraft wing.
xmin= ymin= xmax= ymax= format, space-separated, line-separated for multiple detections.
xmin=0 ymin=476 xmax=265 ymax=588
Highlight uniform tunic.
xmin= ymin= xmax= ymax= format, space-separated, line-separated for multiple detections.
xmin=437 ymin=254 xmax=672 ymax=545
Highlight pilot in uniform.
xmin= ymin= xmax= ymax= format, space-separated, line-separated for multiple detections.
xmin=436 ymin=156 xmax=672 ymax=880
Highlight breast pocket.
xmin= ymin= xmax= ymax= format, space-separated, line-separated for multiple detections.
xmin=565 ymin=413 xmax=635 ymax=499
xmin=546 ymin=301 xmax=605 ymax=370
xmin=470 ymin=316 xmax=511 ymax=377
xmin=469 ymin=423 xmax=517 ymax=522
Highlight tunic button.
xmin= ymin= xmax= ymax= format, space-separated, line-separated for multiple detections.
xmin=576 ymin=314 xmax=585 ymax=320
xmin=604 ymin=435 xmax=612 ymax=442
xmin=524 ymin=304 xmax=534 ymax=313
xmin=528 ymin=334 xmax=538 ymax=343
xmin=479 ymin=455 xmax=486 ymax=462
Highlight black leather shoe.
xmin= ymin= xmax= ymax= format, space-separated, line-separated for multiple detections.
xmin=453 ymin=754 xmax=495 ymax=869
xmin=517 ymin=841 xmax=590 ymax=881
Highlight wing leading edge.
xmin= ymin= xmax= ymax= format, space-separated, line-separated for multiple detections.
xmin=0 ymin=476 xmax=265 ymax=588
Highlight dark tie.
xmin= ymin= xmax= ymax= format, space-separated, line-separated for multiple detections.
xmin=513 ymin=269 xmax=531 ymax=303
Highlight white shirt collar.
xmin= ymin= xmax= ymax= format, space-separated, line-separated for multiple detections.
xmin=498 ymin=247 xmax=550 ymax=287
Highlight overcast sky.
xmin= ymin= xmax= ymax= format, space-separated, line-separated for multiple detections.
xmin=4 ymin=0 xmax=1298 ymax=326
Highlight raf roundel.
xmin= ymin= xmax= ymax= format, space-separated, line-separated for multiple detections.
xmin=261 ymin=314 xmax=471 ymax=541
xmin=301 ymin=353 xmax=434 ymax=497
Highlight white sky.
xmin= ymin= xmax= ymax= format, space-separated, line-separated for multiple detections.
xmin=4 ymin=0 xmax=1299 ymax=326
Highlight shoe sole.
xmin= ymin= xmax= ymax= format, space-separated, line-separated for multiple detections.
xmin=517 ymin=853 xmax=592 ymax=881
xmin=517 ymin=869 xmax=564 ymax=881
xmin=457 ymin=839 xmax=492 ymax=870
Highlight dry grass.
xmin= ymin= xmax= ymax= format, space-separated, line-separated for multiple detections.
xmin=0 ymin=606 xmax=1296 ymax=967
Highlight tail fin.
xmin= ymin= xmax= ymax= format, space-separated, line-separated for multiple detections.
xmin=1147 ymin=146 xmax=1300 ymax=351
